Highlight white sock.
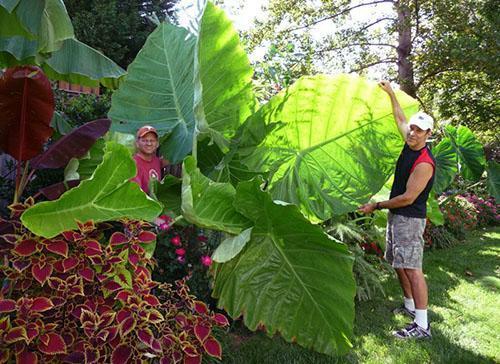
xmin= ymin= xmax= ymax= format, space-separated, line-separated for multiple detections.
xmin=414 ymin=309 xmax=428 ymax=329
xmin=404 ymin=297 xmax=415 ymax=311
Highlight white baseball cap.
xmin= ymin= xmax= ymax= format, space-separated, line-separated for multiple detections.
xmin=409 ymin=112 xmax=433 ymax=131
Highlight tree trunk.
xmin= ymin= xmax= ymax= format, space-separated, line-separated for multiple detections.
xmin=396 ymin=0 xmax=417 ymax=97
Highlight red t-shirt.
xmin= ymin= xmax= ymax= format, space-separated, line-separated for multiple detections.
xmin=132 ymin=154 xmax=162 ymax=194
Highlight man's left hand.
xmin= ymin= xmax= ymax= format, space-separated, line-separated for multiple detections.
xmin=358 ymin=203 xmax=377 ymax=214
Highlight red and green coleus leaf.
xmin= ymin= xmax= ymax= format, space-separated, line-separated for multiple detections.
xmin=43 ymin=239 xmax=69 ymax=257
xmin=143 ymin=294 xmax=160 ymax=307
xmin=203 ymin=337 xmax=222 ymax=359
xmin=62 ymin=257 xmax=80 ymax=272
xmin=111 ymin=344 xmax=132 ymax=364
xmin=13 ymin=239 xmax=40 ymax=256
xmin=78 ymin=267 xmax=94 ymax=282
xmin=4 ymin=326 xmax=28 ymax=344
xmin=194 ymin=324 xmax=211 ymax=343
xmin=31 ymin=262 xmax=53 ymax=285
xmin=0 ymin=66 xmax=54 ymax=162
xmin=12 ymin=259 xmax=31 ymax=272
xmin=16 ymin=349 xmax=38 ymax=364
xmin=193 ymin=301 xmax=208 ymax=315
xmin=137 ymin=231 xmax=156 ymax=244
xmin=31 ymin=297 xmax=54 ymax=312
xmin=184 ymin=355 xmax=202 ymax=364
xmin=212 ymin=313 xmax=229 ymax=327
xmin=137 ymin=328 xmax=155 ymax=348
xmin=110 ymin=232 xmax=129 ymax=246
xmin=0 ymin=316 xmax=11 ymax=331
xmin=26 ymin=322 xmax=40 ymax=342
xmin=0 ymin=299 xmax=16 ymax=313
xmin=119 ymin=316 xmax=136 ymax=337
xmin=38 ymin=332 xmax=67 ymax=355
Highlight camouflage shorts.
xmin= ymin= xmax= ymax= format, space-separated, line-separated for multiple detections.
xmin=385 ymin=212 xmax=426 ymax=269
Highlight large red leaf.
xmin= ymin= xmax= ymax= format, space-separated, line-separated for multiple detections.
xmin=194 ymin=324 xmax=211 ymax=343
xmin=203 ymin=337 xmax=222 ymax=359
xmin=31 ymin=119 xmax=111 ymax=169
xmin=13 ymin=239 xmax=39 ymax=256
xmin=39 ymin=180 xmax=80 ymax=200
xmin=0 ymin=66 xmax=54 ymax=161
xmin=0 ymin=299 xmax=16 ymax=312
xmin=16 ymin=349 xmax=38 ymax=364
xmin=38 ymin=333 xmax=67 ymax=355
xmin=44 ymin=239 xmax=69 ymax=257
xmin=31 ymin=297 xmax=54 ymax=312
xmin=31 ymin=262 xmax=53 ymax=285
xmin=111 ymin=345 xmax=132 ymax=364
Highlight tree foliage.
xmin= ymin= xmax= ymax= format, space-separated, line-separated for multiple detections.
xmin=64 ymin=0 xmax=177 ymax=68
xmin=246 ymin=0 xmax=499 ymax=135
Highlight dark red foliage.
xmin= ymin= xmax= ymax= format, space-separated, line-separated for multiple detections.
xmin=0 ymin=200 xmax=229 ymax=363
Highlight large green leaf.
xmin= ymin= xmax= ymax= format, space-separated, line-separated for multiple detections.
xmin=427 ymin=194 xmax=444 ymax=226
xmin=195 ymin=2 xmax=256 ymax=149
xmin=240 ymin=74 xmax=418 ymax=220
xmin=212 ymin=227 xmax=253 ymax=263
xmin=21 ymin=142 xmax=162 ymax=238
xmin=43 ymin=38 xmax=126 ymax=89
xmin=486 ymin=161 xmax=499 ymax=201
xmin=432 ymin=137 xmax=458 ymax=194
xmin=445 ymin=125 xmax=485 ymax=181
xmin=150 ymin=175 xmax=182 ymax=217
xmin=1 ymin=0 xmax=74 ymax=53
xmin=212 ymin=179 xmax=355 ymax=355
xmin=109 ymin=22 xmax=196 ymax=163
xmin=181 ymin=156 xmax=251 ymax=234
xmin=0 ymin=0 xmax=21 ymax=13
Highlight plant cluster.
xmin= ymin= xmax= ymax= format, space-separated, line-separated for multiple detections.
xmin=463 ymin=193 xmax=499 ymax=227
xmin=0 ymin=199 xmax=228 ymax=363
xmin=440 ymin=195 xmax=478 ymax=240
xmin=423 ymin=221 xmax=459 ymax=250
xmin=153 ymin=219 xmax=219 ymax=305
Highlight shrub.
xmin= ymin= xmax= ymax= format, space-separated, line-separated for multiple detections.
xmin=153 ymin=220 xmax=219 ymax=305
xmin=0 ymin=199 xmax=228 ymax=363
xmin=423 ymin=220 xmax=459 ymax=250
xmin=463 ymin=193 xmax=499 ymax=227
xmin=441 ymin=195 xmax=478 ymax=240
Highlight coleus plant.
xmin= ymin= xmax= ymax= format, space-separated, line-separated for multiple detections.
xmin=0 ymin=198 xmax=228 ymax=363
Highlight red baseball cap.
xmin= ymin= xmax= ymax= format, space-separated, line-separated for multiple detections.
xmin=136 ymin=125 xmax=158 ymax=138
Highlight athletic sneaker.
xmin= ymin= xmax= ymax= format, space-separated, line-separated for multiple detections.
xmin=392 ymin=305 xmax=415 ymax=319
xmin=393 ymin=322 xmax=431 ymax=339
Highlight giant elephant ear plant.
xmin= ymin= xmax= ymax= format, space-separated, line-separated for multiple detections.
xmin=104 ymin=0 xmax=424 ymax=356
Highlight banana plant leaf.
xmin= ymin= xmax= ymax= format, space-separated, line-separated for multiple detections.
xmin=43 ymin=38 xmax=126 ymax=89
xmin=212 ymin=179 xmax=355 ymax=355
xmin=109 ymin=22 xmax=196 ymax=163
xmin=21 ymin=142 xmax=162 ymax=238
xmin=195 ymin=2 xmax=257 ymax=150
xmin=486 ymin=161 xmax=499 ymax=201
xmin=432 ymin=137 xmax=458 ymax=194
xmin=0 ymin=3 xmax=35 ymax=40
xmin=239 ymin=74 xmax=418 ymax=221
xmin=31 ymin=118 xmax=110 ymax=169
xmin=0 ymin=66 xmax=54 ymax=161
xmin=181 ymin=156 xmax=251 ymax=234
xmin=0 ymin=0 xmax=73 ymax=53
xmin=444 ymin=125 xmax=486 ymax=182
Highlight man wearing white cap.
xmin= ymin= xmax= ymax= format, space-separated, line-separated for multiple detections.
xmin=359 ymin=81 xmax=435 ymax=339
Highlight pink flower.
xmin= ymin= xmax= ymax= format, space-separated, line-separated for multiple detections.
xmin=171 ymin=236 xmax=182 ymax=246
xmin=200 ymin=255 xmax=212 ymax=267
xmin=159 ymin=222 xmax=170 ymax=231
xmin=176 ymin=255 xmax=185 ymax=264
xmin=197 ymin=235 xmax=208 ymax=243
xmin=175 ymin=248 xmax=186 ymax=256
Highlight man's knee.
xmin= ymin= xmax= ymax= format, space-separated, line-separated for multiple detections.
xmin=404 ymin=268 xmax=424 ymax=281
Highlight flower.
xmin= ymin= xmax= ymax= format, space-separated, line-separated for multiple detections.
xmin=200 ymin=255 xmax=212 ymax=267
xmin=176 ymin=255 xmax=185 ymax=264
xmin=171 ymin=236 xmax=182 ymax=246
xmin=175 ymin=248 xmax=186 ymax=256
xmin=197 ymin=234 xmax=208 ymax=243
xmin=159 ymin=222 xmax=170 ymax=231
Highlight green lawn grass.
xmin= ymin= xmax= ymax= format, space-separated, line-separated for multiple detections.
xmin=217 ymin=226 xmax=500 ymax=364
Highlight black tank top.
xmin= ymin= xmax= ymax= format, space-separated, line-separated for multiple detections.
xmin=389 ymin=143 xmax=435 ymax=218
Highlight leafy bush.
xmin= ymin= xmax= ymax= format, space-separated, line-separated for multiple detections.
xmin=423 ymin=221 xmax=459 ymax=250
xmin=441 ymin=195 xmax=478 ymax=240
xmin=55 ymin=89 xmax=112 ymax=128
xmin=153 ymin=220 xmax=219 ymax=305
xmin=463 ymin=193 xmax=499 ymax=227
xmin=0 ymin=199 xmax=228 ymax=363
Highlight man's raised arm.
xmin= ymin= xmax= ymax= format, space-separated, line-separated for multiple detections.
xmin=379 ymin=80 xmax=408 ymax=141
